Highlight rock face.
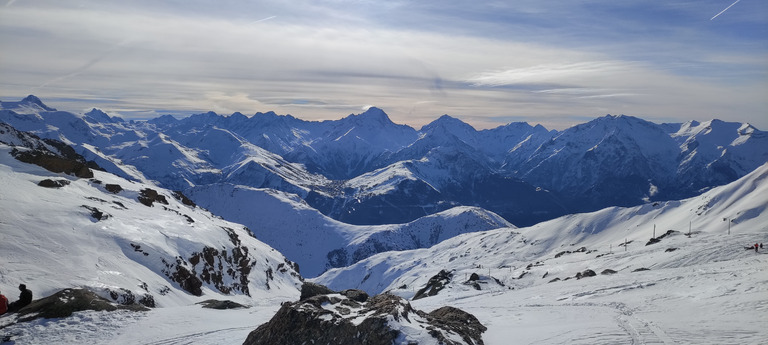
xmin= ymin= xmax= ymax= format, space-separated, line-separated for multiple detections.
xmin=243 ymin=284 xmax=486 ymax=345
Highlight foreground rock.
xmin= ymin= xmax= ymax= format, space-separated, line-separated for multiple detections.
xmin=15 ymin=288 xmax=148 ymax=322
xmin=243 ymin=284 xmax=486 ymax=345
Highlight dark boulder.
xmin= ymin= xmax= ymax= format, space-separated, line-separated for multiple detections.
xmin=38 ymin=179 xmax=70 ymax=188
xmin=300 ymin=282 xmax=335 ymax=301
xmin=575 ymin=269 xmax=596 ymax=279
xmin=105 ymin=183 xmax=123 ymax=194
xmin=197 ymin=299 xmax=248 ymax=310
xmin=341 ymin=289 xmax=369 ymax=303
xmin=601 ymin=269 xmax=618 ymax=275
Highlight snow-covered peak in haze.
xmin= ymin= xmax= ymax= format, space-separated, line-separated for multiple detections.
xmin=0 ymin=94 xmax=57 ymax=113
xmin=84 ymin=108 xmax=124 ymax=124
xmin=421 ymin=115 xmax=477 ymax=138
xmin=343 ymin=106 xmax=395 ymax=126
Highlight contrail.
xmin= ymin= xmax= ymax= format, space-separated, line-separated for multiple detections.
xmin=249 ymin=16 xmax=276 ymax=24
xmin=711 ymin=0 xmax=741 ymax=20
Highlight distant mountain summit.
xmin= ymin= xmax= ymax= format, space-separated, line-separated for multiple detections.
xmin=0 ymin=94 xmax=58 ymax=112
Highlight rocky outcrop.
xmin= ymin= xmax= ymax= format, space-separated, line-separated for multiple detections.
xmin=153 ymin=227 xmax=281 ymax=297
xmin=172 ymin=190 xmax=196 ymax=207
xmin=6 ymin=129 xmax=100 ymax=178
xmin=414 ymin=269 xmax=453 ymax=300
xmin=243 ymin=286 xmax=486 ymax=345
xmin=15 ymin=288 xmax=148 ymax=322
xmin=138 ymin=188 xmax=169 ymax=207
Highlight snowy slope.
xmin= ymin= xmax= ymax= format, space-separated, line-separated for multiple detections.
xmin=186 ymin=183 xmax=512 ymax=278
xmin=0 ymin=142 xmax=302 ymax=310
xmin=315 ymin=162 xmax=768 ymax=293
xmin=313 ymin=164 xmax=768 ymax=343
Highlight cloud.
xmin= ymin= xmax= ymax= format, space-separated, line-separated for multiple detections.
xmin=0 ymin=1 xmax=766 ymax=130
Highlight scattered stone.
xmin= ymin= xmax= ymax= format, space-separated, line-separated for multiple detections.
xmin=548 ymin=277 xmax=561 ymax=283
xmin=575 ymin=269 xmax=596 ymax=279
xmin=646 ymin=230 xmax=679 ymax=246
xmin=601 ymin=269 xmax=618 ymax=275
xmin=665 ymin=247 xmax=678 ymax=252
xmin=105 ymin=183 xmax=123 ymax=193
xmin=468 ymin=272 xmax=480 ymax=281
xmin=632 ymin=267 xmax=651 ymax=272
xmin=37 ymin=179 xmax=70 ymax=188
xmin=81 ymin=205 xmax=110 ymax=221
xmin=197 ymin=299 xmax=248 ymax=310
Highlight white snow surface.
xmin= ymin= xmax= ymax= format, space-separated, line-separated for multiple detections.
xmin=186 ymin=183 xmax=512 ymax=278
xmin=3 ymin=158 xmax=764 ymax=345
xmin=0 ymin=142 xmax=302 ymax=314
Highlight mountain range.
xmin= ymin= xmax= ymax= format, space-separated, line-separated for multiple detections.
xmin=2 ymin=95 xmax=765 ymax=231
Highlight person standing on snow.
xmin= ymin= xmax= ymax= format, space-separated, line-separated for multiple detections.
xmin=7 ymin=284 xmax=32 ymax=313
xmin=755 ymin=243 xmax=759 ymax=253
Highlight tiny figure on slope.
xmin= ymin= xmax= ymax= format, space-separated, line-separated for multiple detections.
xmin=7 ymin=284 xmax=32 ymax=313
xmin=0 ymin=290 xmax=8 ymax=315
xmin=761 ymin=243 xmax=764 ymax=249
xmin=755 ymin=243 xmax=759 ymax=253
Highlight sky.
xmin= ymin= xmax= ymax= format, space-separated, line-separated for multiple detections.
xmin=1 ymin=0 xmax=766 ymax=130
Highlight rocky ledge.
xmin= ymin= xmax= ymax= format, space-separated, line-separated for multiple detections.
xmin=243 ymin=283 xmax=486 ymax=345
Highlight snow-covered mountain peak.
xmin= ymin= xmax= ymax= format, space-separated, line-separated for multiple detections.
xmin=84 ymin=108 xmax=123 ymax=124
xmin=0 ymin=94 xmax=57 ymax=113
xmin=343 ymin=107 xmax=397 ymax=127
xmin=421 ymin=114 xmax=476 ymax=133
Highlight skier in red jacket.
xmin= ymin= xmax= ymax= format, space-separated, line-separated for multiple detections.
xmin=0 ymin=290 xmax=8 ymax=315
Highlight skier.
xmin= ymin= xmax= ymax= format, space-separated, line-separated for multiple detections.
xmin=0 ymin=290 xmax=8 ymax=315
xmin=755 ymin=243 xmax=759 ymax=253
xmin=761 ymin=243 xmax=764 ymax=249
xmin=7 ymin=284 xmax=32 ymax=313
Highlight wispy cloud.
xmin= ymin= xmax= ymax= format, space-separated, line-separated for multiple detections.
xmin=0 ymin=1 xmax=766 ymax=130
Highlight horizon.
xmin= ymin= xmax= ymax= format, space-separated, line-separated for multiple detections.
xmin=3 ymin=94 xmax=762 ymax=132
xmin=1 ymin=1 xmax=766 ymax=130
